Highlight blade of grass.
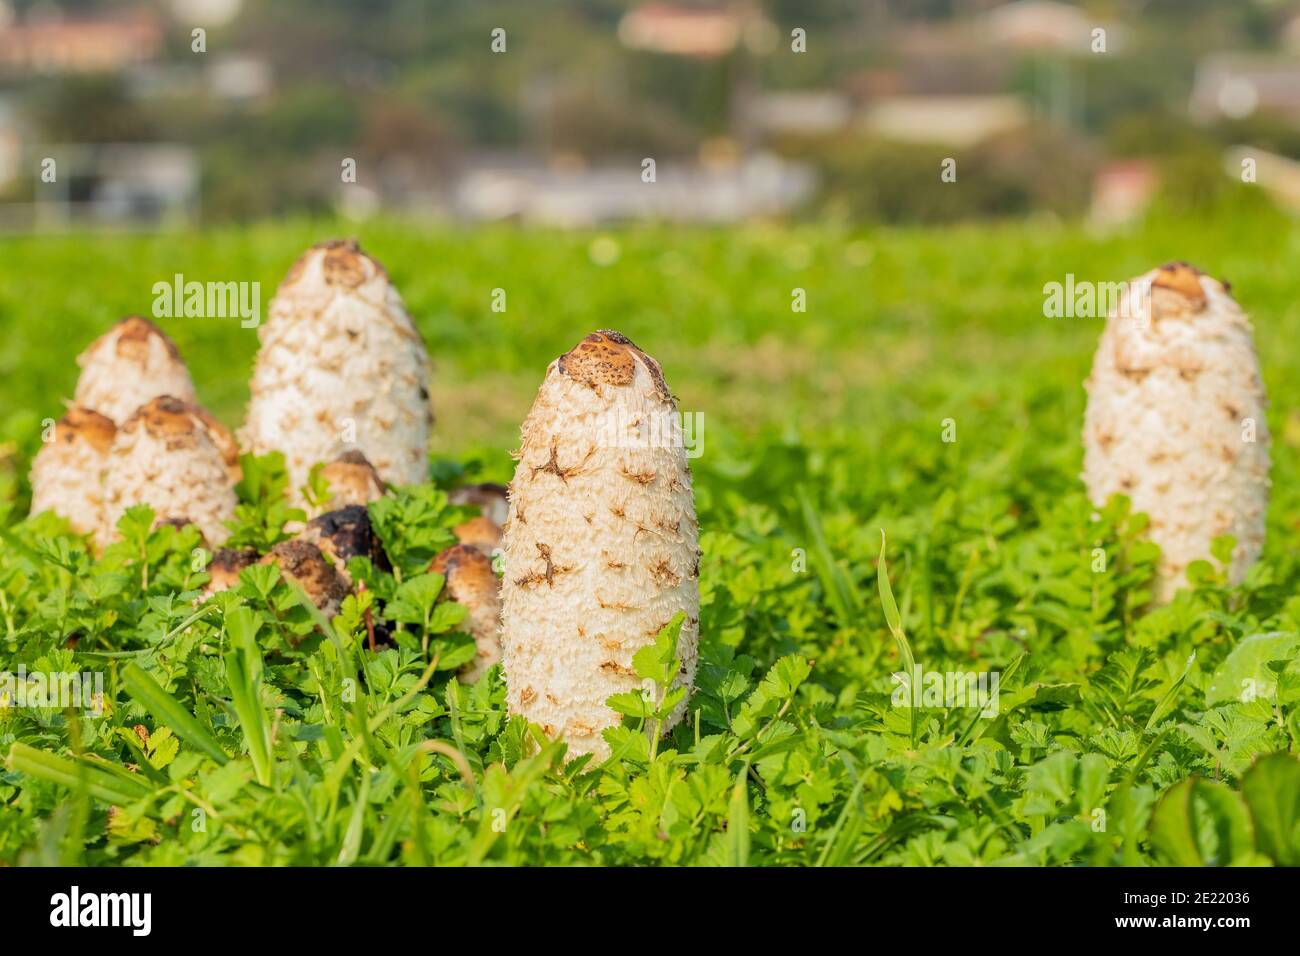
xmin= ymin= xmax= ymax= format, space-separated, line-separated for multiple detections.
xmin=8 ymin=743 xmax=154 ymax=806
xmin=727 ymin=760 xmax=752 ymax=867
xmin=878 ymin=530 xmax=917 ymax=748
xmin=122 ymin=662 xmax=228 ymax=765
xmin=797 ymin=486 xmax=864 ymax=627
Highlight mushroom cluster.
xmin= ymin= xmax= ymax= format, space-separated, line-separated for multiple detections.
xmin=28 ymin=241 xmax=504 ymax=688
xmin=30 ymin=316 xmax=236 ymax=548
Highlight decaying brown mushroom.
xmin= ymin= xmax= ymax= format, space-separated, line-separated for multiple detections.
xmin=260 ymin=538 xmax=350 ymax=617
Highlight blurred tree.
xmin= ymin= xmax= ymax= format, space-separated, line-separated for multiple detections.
xmin=31 ymin=76 xmax=154 ymax=143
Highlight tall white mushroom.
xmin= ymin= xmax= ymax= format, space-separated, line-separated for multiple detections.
xmin=1083 ymin=262 xmax=1272 ymax=602
xmin=239 ymin=240 xmax=432 ymax=502
xmin=501 ymin=330 xmax=700 ymax=760
xmin=74 ymin=316 xmax=196 ymax=424
xmin=28 ymin=406 xmax=116 ymax=538
xmin=101 ymin=396 xmax=238 ymax=547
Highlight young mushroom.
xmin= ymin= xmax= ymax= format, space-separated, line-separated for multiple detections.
xmin=501 ymin=331 xmax=700 ymax=760
xmin=431 ymin=544 xmax=502 ymax=684
xmin=1083 ymin=262 xmax=1272 ymax=602
xmin=316 ymin=450 xmax=386 ymax=512
xmin=28 ymin=406 xmax=116 ymax=538
xmin=260 ymin=539 xmax=349 ymax=617
xmin=100 ymin=396 xmax=238 ymax=548
xmin=239 ymin=240 xmax=432 ymax=503
xmin=74 ymin=316 xmax=197 ymax=424
xmin=453 ymin=515 xmax=502 ymax=556
xmin=204 ymin=547 xmax=259 ymax=595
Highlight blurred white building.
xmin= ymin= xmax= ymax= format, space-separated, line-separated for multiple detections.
xmin=453 ymin=152 xmax=814 ymax=226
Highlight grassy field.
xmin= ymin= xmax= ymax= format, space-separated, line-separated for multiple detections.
xmin=2 ymin=208 xmax=1299 ymax=865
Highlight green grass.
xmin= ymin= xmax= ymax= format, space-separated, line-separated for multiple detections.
xmin=1 ymin=207 xmax=1299 ymax=865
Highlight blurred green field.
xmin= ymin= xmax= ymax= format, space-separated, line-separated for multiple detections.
xmin=4 ymin=208 xmax=1300 ymax=865
xmin=5 ymin=207 xmax=1300 ymax=496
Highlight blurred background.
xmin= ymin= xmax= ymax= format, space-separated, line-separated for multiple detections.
xmin=1 ymin=0 xmax=1299 ymax=230
xmin=4 ymin=0 xmax=1300 ymax=530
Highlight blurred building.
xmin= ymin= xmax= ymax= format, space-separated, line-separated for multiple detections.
xmin=1 ymin=143 xmax=198 ymax=231
xmin=452 ymin=151 xmax=814 ymax=226
xmin=745 ymin=91 xmax=853 ymax=137
xmin=0 ymin=8 xmax=162 ymax=74
xmin=618 ymin=3 xmax=775 ymax=58
xmin=860 ymin=95 xmax=1028 ymax=146
xmin=1191 ymin=55 xmax=1300 ymax=124
xmin=983 ymin=1 xmax=1095 ymax=53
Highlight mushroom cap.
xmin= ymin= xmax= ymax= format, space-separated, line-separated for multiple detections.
xmin=101 ymin=396 xmax=238 ymax=548
xmin=453 ymin=515 xmax=502 ymax=556
xmin=500 ymin=330 xmax=700 ymax=760
xmin=448 ymin=482 xmax=509 ymax=526
xmin=28 ymin=406 xmax=116 ymax=537
xmin=74 ymin=316 xmax=197 ymax=423
xmin=1083 ymin=263 xmax=1271 ymax=602
xmin=239 ymin=239 xmax=432 ymax=500
xmin=261 ymin=538 xmax=350 ymax=617
xmin=299 ymin=504 xmax=388 ymax=580
xmin=205 ymin=547 xmax=259 ymax=594
xmin=317 ymin=450 xmax=386 ymax=511
xmin=431 ymin=543 xmax=502 ymax=683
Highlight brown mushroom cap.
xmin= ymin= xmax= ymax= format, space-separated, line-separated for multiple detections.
xmin=430 ymin=543 xmax=498 ymax=593
xmin=453 ymin=515 xmax=502 ymax=556
xmin=55 ymin=406 xmax=117 ymax=454
xmin=261 ymin=539 xmax=350 ymax=616
xmin=1150 ymin=262 xmax=1211 ymax=321
xmin=101 ymin=395 xmax=238 ymax=548
xmin=206 ymin=547 xmax=259 ymax=594
xmin=103 ymin=315 xmax=185 ymax=363
xmin=430 ymin=543 xmax=502 ymax=682
xmin=318 ymin=450 xmax=386 ymax=509
xmin=121 ymin=395 xmax=209 ymax=446
xmin=557 ymin=330 xmax=671 ymax=401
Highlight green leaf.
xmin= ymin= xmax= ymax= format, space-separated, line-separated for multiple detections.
xmin=1240 ymin=753 xmax=1300 ymax=866
xmin=632 ymin=612 xmax=685 ymax=687
xmin=1150 ymin=776 xmax=1254 ymax=867
xmin=223 ymin=606 xmax=273 ymax=786
xmin=1206 ymin=633 xmax=1300 ymax=705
